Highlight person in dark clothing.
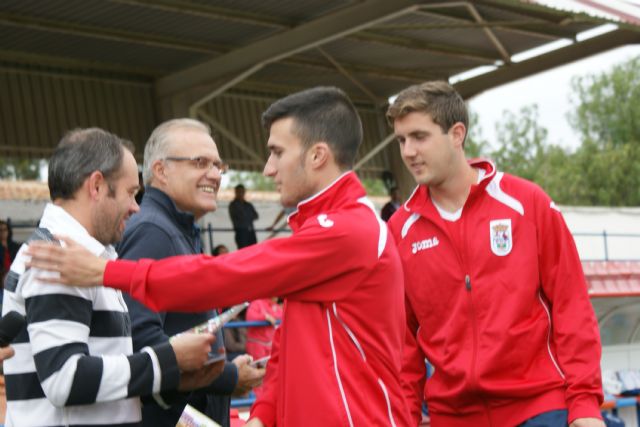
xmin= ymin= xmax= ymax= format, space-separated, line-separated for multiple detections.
xmin=229 ymin=184 xmax=259 ymax=248
xmin=1 ymin=219 xmax=20 ymax=285
xmin=380 ymin=187 xmax=400 ymax=222
xmin=212 ymin=244 xmax=229 ymax=256
xmin=116 ymin=118 xmax=265 ymax=427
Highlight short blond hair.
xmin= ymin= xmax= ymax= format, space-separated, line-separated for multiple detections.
xmin=386 ymin=81 xmax=468 ymax=138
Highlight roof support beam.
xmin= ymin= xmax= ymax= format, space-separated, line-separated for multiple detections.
xmin=351 ymin=31 xmax=499 ymax=63
xmin=465 ymin=3 xmax=511 ymax=62
xmin=455 ymin=28 xmax=640 ymax=99
xmin=413 ymin=6 xmax=579 ymax=40
xmin=196 ymin=110 xmax=264 ymax=165
xmin=354 ymin=133 xmax=395 ymax=171
xmin=284 ymin=56 xmax=436 ymax=83
xmin=375 ymin=19 xmax=568 ymax=40
xmin=316 ymin=47 xmax=383 ymax=105
xmin=158 ymin=0 xmax=424 ymax=98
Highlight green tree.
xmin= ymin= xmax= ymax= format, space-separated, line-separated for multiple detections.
xmin=0 ymin=158 xmax=42 ymax=180
xmin=465 ymin=109 xmax=487 ymax=159
xmin=483 ymin=53 xmax=640 ymax=206
xmin=570 ymin=56 xmax=640 ymax=148
xmin=484 ymin=105 xmax=577 ymax=204
xmin=491 ymin=105 xmax=550 ymax=182
xmin=567 ymin=55 xmax=640 ymax=205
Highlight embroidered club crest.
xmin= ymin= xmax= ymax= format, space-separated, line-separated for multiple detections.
xmin=490 ymin=219 xmax=513 ymax=256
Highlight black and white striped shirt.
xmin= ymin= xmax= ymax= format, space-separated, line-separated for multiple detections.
xmin=2 ymin=203 xmax=179 ymax=427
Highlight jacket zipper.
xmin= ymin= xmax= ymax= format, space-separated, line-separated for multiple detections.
xmin=461 ymin=194 xmax=492 ymax=425
xmin=465 ymin=274 xmax=479 ymax=391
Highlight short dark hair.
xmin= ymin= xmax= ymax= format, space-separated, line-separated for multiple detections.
xmin=48 ymin=128 xmax=129 ymax=200
xmin=262 ymin=87 xmax=363 ymax=169
xmin=386 ymin=81 xmax=468 ymax=144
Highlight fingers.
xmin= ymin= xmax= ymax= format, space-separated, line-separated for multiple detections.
xmin=171 ymin=332 xmax=216 ymax=371
xmin=0 ymin=346 xmax=15 ymax=362
xmin=202 ymin=333 xmax=216 ymax=345
xmin=232 ymin=354 xmax=252 ymax=367
xmin=54 ymin=235 xmax=80 ymax=248
xmin=25 ymin=244 xmax=62 ymax=270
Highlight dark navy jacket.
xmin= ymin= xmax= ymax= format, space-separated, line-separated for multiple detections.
xmin=117 ymin=186 xmax=238 ymax=427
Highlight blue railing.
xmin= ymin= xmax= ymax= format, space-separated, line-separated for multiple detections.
xmin=9 ymin=220 xmax=639 ymax=261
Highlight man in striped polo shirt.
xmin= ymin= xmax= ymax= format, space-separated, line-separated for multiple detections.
xmin=2 ymin=128 xmax=220 ymax=427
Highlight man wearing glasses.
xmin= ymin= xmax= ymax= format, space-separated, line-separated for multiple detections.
xmin=115 ymin=119 xmax=265 ymax=427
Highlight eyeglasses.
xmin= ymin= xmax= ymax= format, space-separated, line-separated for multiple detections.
xmin=164 ymin=156 xmax=228 ymax=175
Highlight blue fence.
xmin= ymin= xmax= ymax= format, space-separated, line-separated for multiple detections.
xmin=8 ymin=220 xmax=639 ymax=261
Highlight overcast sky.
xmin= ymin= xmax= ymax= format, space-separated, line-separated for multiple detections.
xmin=468 ymin=44 xmax=640 ymax=150
xmin=466 ymin=0 xmax=640 ymax=150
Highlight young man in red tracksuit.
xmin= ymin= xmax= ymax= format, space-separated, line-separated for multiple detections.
xmin=27 ymin=87 xmax=412 ymax=427
xmin=386 ymin=81 xmax=604 ymax=427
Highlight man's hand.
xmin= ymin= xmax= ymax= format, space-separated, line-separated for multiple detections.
xmin=570 ymin=418 xmax=605 ymax=427
xmin=170 ymin=333 xmax=215 ymax=372
xmin=0 ymin=346 xmax=15 ymax=362
xmin=245 ymin=418 xmax=265 ymax=427
xmin=178 ymin=359 xmax=225 ymax=391
xmin=26 ymin=236 xmax=107 ymax=287
xmin=232 ymin=354 xmax=265 ymax=396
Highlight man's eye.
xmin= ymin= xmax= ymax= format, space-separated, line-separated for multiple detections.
xmin=194 ymin=158 xmax=209 ymax=169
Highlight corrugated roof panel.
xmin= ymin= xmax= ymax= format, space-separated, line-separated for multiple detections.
xmin=200 ymin=93 xmax=273 ymax=170
xmin=1 ymin=0 xmax=277 ymax=46
xmin=584 ymin=261 xmax=640 ymax=297
xmin=197 ymin=88 xmax=391 ymax=177
xmin=190 ymin=0 xmax=353 ymax=23
xmin=0 ymin=25 xmax=208 ymax=71
xmin=0 ymin=69 xmax=156 ymax=157
xmin=251 ymin=62 xmax=358 ymax=91
xmin=375 ymin=11 xmax=501 ymax=54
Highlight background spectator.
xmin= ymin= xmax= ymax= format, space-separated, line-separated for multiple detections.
xmin=0 ymin=220 xmax=20 ymax=285
xmin=212 ymin=244 xmax=229 ymax=256
xmin=380 ymin=187 xmax=400 ymax=222
xmin=245 ymin=297 xmax=282 ymax=361
xmin=228 ymin=184 xmax=258 ymax=249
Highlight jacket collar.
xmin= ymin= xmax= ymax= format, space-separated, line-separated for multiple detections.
xmin=402 ymin=158 xmax=497 ymax=216
xmin=287 ymin=171 xmax=366 ymax=232
xmin=142 ymin=186 xmax=197 ymax=234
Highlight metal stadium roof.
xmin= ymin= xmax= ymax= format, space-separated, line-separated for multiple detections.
xmin=1 ymin=0 xmax=640 ymax=181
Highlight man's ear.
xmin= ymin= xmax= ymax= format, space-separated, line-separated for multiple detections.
xmin=151 ymin=159 xmax=168 ymax=185
xmin=449 ymin=122 xmax=467 ymax=149
xmin=309 ymin=142 xmax=331 ymax=169
xmin=86 ymin=170 xmax=106 ymax=201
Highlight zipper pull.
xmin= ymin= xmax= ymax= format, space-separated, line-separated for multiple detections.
xmin=465 ymin=275 xmax=471 ymax=291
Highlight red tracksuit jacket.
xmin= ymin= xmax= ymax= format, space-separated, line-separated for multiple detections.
xmin=388 ymin=160 xmax=603 ymax=427
xmin=104 ymin=172 xmax=412 ymax=427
